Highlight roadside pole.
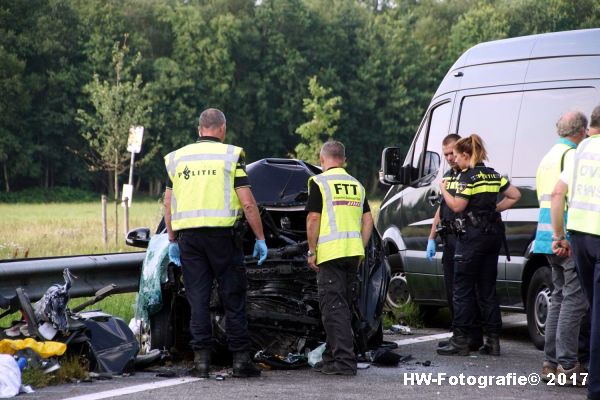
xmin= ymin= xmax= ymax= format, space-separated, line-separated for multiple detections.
xmin=101 ymin=195 xmax=108 ymax=246
xmin=123 ymin=126 xmax=144 ymax=238
xmin=124 ymin=197 xmax=129 ymax=235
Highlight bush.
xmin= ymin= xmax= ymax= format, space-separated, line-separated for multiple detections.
xmin=0 ymin=187 xmax=97 ymax=203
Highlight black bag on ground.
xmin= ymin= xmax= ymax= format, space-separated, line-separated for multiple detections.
xmin=73 ymin=312 xmax=139 ymax=374
xmin=371 ymin=347 xmax=401 ymax=366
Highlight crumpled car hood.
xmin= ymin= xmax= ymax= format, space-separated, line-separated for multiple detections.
xmin=246 ymin=158 xmax=321 ymax=207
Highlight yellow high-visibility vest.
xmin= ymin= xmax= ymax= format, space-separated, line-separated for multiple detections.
xmin=533 ymin=139 xmax=575 ymax=253
xmin=310 ymin=167 xmax=366 ymax=265
xmin=567 ymin=135 xmax=600 ymax=235
xmin=164 ymin=141 xmax=243 ymax=230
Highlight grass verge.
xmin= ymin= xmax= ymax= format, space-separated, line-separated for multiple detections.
xmin=383 ymin=302 xmax=424 ymax=330
xmin=0 ymin=200 xmax=163 ymax=259
xmin=22 ymin=356 xmax=89 ymax=387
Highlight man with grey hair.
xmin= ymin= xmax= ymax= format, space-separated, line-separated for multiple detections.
xmin=306 ymin=140 xmax=374 ymax=376
xmin=534 ymin=110 xmax=588 ymax=383
xmin=551 ymin=105 xmax=600 ymax=395
xmin=164 ymin=107 xmax=267 ymax=378
xmin=199 ymin=107 xmax=226 ymax=128
xmin=556 ymin=111 xmax=588 ymax=138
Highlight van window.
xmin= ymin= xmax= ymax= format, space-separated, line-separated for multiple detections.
xmin=458 ymin=92 xmax=522 ymax=176
xmin=512 ymin=87 xmax=598 ymax=177
xmin=425 ymin=102 xmax=452 ymax=172
xmin=406 ymin=101 xmax=452 ymax=181
xmin=406 ymin=118 xmax=426 ymax=181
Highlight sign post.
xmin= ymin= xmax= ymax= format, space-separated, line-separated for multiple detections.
xmin=123 ymin=126 xmax=144 ymax=208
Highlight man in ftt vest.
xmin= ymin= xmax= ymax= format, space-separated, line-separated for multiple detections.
xmin=306 ymin=140 xmax=373 ymax=376
xmin=551 ymin=105 xmax=600 ymax=395
xmin=164 ymin=108 xmax=267 ymax=378
xmin=534 ymin=111 xmax=588 ymax=382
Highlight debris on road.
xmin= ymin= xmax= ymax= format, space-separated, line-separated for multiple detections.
xmin=390 ymin=324 xmax=412 ymax=335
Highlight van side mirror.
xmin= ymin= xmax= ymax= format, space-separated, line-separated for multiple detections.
xmin=126 ymin=227 xmax=151 ymax=248
xmin=380 ymin=147 xmax=411 ymax=185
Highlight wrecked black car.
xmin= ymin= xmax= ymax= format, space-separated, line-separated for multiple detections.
xmin=127 ymin=158 xmax=390 ymax=360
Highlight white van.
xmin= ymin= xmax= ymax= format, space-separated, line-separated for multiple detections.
xmin=378 ymin=28 xmax=600 ymax=348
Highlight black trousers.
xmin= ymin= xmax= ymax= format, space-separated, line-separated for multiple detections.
xmin=178 ymin=228 xmax=250 ymax=352
xmin=570 ymin=233 xmax=600 ymax=399
xmin=442 ymin=235 xmax=457 ymax=321
xmin=452 ymin=225 xmax=502 ymax=337
xmin=443 ymin=235 xmax=483 ymax=343
xmin=317 ymin=256 xmax=360 ymax=372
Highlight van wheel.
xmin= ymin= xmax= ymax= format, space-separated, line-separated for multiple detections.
xmin=526 ymin=267 xmax=553 ymax=350
xmin=385 ymin=273 xmax=411 ymax=309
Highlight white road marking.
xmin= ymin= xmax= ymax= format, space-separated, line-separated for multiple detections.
xmin=60 ymin=377 xmax=201 ymax=400
xmin=394 ymin=332 xmax=452 ymax=346
xmin=393 ymin=315 xmax=527 ymax=347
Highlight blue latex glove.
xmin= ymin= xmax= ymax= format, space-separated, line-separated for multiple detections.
xmin=426 ymin=239 xmax=436 ymax=261
xmin=253 ymin=239 xmax=268 ymax=265
xmin=168 ymin=242 xmax=181 ymax=267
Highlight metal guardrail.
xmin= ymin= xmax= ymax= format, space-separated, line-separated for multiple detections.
xmin=0 ymin=252 xmax=145 ymax=302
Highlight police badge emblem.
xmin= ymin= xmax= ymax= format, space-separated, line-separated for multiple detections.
xmin=457 ymin=182 xmax=467 ymax=193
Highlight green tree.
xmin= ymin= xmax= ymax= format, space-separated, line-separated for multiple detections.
xmin=0 ymin=46 xmax=29 ymax=192
xmin=448 ymin=2 xmax=509 ymax=60
xmin=501 ymin=0 xmax=600 ymax=36
xmin=294 ymin=76 xmax=342 ymax=164
xmin=149 ymin=0 xmax=243 ymax=158
xmin=76 ymin=36 xmax=152 ymax=206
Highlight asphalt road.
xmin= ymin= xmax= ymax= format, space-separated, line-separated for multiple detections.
xmin=21 ymin=314 xmax=588 ymax=400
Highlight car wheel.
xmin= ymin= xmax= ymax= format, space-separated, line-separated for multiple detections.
xmin=385 ymin=273 xmax=411 ymax=309
xmin=526 ymin=266 xmax=552 ymax=350
xmin=149 ymin=287 xmax=175 ymax=351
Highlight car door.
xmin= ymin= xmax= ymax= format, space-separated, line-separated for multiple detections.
xmin=401 ymin=99 xmax=453 ymax=303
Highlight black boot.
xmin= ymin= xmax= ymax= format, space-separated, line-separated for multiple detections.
xmin=438 ymin=337 xmax=483 ymax=351
xmin=479 ymin=334 xmax=500 ymax=356
xmin=468 ymin=336 xmax=484 ymax=351
xmin=192 ymin=349 xmax=211 ymax=378
xmin=437 ymin=335 xmax=469 ymax=356
xmin=439 ymin=337 xmax=481 ymax=350
xmin=232 ymin=352 xmax=261 ymax=378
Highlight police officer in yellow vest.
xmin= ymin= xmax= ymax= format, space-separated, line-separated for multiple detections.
xmin=535 ymin=111 xmax=589 ymax=382
xmin=164 ymin=108 xmax=266 ymax=378
xmin=551 ymin=105 xmax=600 ymax=397
xmin=306 ymin=140 xmax=373 ymax=376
